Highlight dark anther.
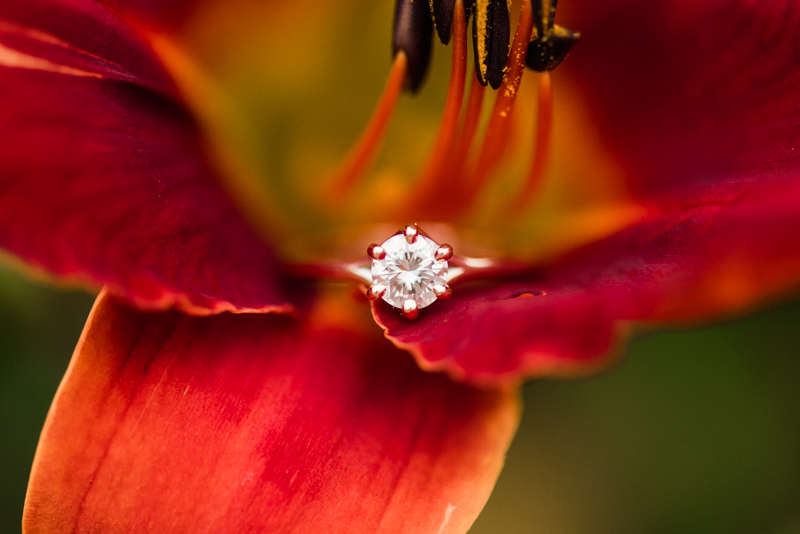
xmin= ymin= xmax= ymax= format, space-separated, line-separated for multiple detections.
xmin=471 ymin=0 xmax=510 ymax=89
xmin=532 ymin=0 xmax=558 ymax=39
xmin=393 ymin=0 xmax=434 ymax=93
xmin=526 ymin=0 xmax=579 ymax=72
xmin=431 ymin=0 xmax=455 ymax=45
xmin=465 ymin=0 xmax=473 ymax=26
xmin=431 ymin=0 xmax=473 ymax=46
xmin=526 ymin=27 xmax=579 ymax=71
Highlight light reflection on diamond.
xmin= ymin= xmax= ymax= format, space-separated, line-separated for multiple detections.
xmin=371 ymin=234 xmax=448 ymax=309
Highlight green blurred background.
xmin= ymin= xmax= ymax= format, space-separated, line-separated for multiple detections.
xmin=1 ymin=264 xmax=798 ymax=533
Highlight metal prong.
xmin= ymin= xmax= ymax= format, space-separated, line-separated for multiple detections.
xmin=402 ymin=299 xmax=419 ymax=319
xmin=367 ymin=284 xmax=386 ymax=301
xmin=403 ymin=224 xmax=419 ymax=244
xmin=367 ymin=243 xmax=386 ymax=260
xmin=435 ymin=243 xmax=453 ymax=261
xmin=433 ymin=283 xmax=452 ymax=300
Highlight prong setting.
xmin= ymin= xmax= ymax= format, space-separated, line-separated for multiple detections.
xmin=403 ymin=224 xmax=419 ymax=244
xmin=370 ymin=223 xmax=453 ymax=319
xmin=435 ymin=243 xmax=453 ymax=261
xmin=367 ymin=284 xmax=387 ymax=301
xmin=433 ymin=283 xmax=452 ymax=300
xmin=367 ymin=243 xmax=386 ymax=260
xmin=402 ymin=299 xmax=419 ymax=319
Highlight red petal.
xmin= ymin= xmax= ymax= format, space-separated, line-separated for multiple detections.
xmin=375 ymin=175 xmax=800 ymax=386
xmin=23 ymin=291 xmax=518 ymax=533
xmin=374 ymin=0 xmax=800 ymax=385
xmin=564 ymin=0 xmax=800 ymax=199
xmin=98 ymin=0 xmax=201 ymax=29
xmin=0 ymin=0 xmax=291 ymax=314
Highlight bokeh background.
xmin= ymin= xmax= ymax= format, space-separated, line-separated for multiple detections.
xmin=1 ymin=262 xmax=798 ymax=533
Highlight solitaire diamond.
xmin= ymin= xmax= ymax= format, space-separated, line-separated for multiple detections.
xmin=371 ymin=233 xmax=448 ymax=309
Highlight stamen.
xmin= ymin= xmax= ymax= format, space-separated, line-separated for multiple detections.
xmin=416 ymin=66 xmax=487 ymax=220
xmin=431 ymin=0 xmax=456 ymax=45
xmin=411 ymin=65 xmax=484 ymax=220
xmin=393 ymin=0 xmax=435 ymax=92
xmin=449 ymin=69 xmax=487 ymax=192
xmin=472 ymin=0 xmax=511 ymax=89
xmin=460 ymin=0 xmax=534 ymax=211
xmin=527 ymin=0 xmax=580 ymax=72
xmin=324 ymin=52 xmax=407 ymax=204
xmin=533 ymin=0 xmax=557 ymax=38
xmin=526 ymin=25 xmax=580 ymax=71
xmin=408 ymin=0 xmax=468 ymax=216
xmin=511 ymin=71 xmax=552 ymax=215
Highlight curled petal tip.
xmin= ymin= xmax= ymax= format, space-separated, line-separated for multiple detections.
xmin=393 ymin=0 xmax=434 ymax=92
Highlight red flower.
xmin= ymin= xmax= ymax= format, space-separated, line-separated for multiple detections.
xmin=2 ymin=0 xmax=800 ymax=531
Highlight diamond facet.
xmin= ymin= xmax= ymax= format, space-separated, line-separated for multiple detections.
xmin=371 ymin=233 xmax=449 ymax=309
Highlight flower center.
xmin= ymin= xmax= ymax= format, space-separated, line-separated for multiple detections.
xmin=163 ymin=0 xmax=643 ymax=270
xmin=318 ymin=0 xmax=579 ymax=227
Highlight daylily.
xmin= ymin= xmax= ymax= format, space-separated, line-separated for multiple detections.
xmin=2 ymin=0 xmax=800 ymax=532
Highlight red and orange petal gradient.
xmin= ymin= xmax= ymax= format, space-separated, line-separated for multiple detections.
xmin=23 ymin=291 xmax=518 ymax=534
xmin=6 ymin=0 xmax=800 ymax=528
xmin=1 ymin=0 xmax=800 ymax=385
xmin=0 ymin=0 xmax=292 ymax=315
xmin=369 ymin=0 xmax=800 ymax=384
xmin=375 ymin=173 xmax=800 ymax=385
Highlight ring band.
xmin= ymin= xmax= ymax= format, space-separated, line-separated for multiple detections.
xmin=288 ymin=223 xmax=528 ymax=319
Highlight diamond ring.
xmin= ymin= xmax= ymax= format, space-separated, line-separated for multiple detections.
xmin=366 ymin=224 xmax=454 ymax=319
xmin=288 ymin=223 xmax=527 ymax=320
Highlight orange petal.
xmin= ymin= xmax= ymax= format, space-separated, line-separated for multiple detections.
xmin=23 ymin=290 xmax=519 ymax=534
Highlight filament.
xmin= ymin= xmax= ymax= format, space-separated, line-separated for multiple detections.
xmin=438 ymin=68 xmax=487 ymax=217
xmin=408 ymin=0 xmax=468 ymax=217
xmin=460 ymin=0 xmax=534 ymax=212
xmin=324 ymin=51 xmax=408 ymax=205
xmin=512 ymin=71 xmax=552 ymax=215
